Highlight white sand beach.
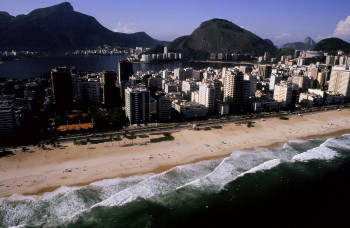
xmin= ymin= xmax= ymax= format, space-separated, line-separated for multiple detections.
xmin=0 ymin=109 xmax=349 ymax=197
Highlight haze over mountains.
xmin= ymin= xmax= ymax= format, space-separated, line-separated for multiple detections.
xmin=0 ymin=2 xmax=162 ymax=52
xmin=281 ymin=37 xmax=316 ymax=51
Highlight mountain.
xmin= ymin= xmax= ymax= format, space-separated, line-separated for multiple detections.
xmin=281 ymin=36 xmax=316 ymax=51
xmin=169 ymin=19 xmax=277 ymax=60
xmin=304 ymin=36 xmax=316 ymax=46
xmin=0 ymin=2 xmax=163 ymax=52
xmin=311 ymin=37 xmax=350 ymax=53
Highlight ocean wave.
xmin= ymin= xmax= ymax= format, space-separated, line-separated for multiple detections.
xmin=238 ymin=159 xmax=281 ymax=177
xmin=292 ymin=144 xmax=340 ymax=162
xmin=1 ymin=134 xmax=349 ymax=227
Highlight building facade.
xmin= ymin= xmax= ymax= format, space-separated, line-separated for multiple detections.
xmin=118 ymin=60 xmax=133 ymax=84
xmin=157 ymin=95 xmax=172 ymax=122
xmin=125 ymin=87 xmax=151 ymax=124
xmin=76 ymin=79 xmax=101 ymax=104
xmin=223 ymin=71 xmax=244 ymax=113
xmin=101 ymin=71 xmax=118 ymax=106
xmin=273 ymin=83 xmax=293 ymax=108
xmin=51 ymin=67 xmax=73 ymax=109
xmin=328 ymin=69 xmax=350 ymax=96
xmin=199 ymin=83 xmax=216 ymax=115
xmin=0 ymin=105 xmax=16 ymax=135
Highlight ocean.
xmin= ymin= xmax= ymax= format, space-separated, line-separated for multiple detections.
xmin=1 ymin=134 xmax=350 ymax=228
xmin=0 ymin=55 xmax=239 ymax=79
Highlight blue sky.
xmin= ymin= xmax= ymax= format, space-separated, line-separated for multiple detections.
xmin=1 ymin=0 xmax=350 ymax=46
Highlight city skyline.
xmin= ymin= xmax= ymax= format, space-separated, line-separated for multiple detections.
xmin=1 ymin=0 xmax=350 ymax=46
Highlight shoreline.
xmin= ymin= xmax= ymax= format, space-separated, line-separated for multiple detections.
xmin=1 ymin=109 xmax=350 ymax=198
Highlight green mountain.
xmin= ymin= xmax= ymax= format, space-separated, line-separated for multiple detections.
xmin=282 ymin=37 xmax=316 ymax=51
xmin=0 ymin=2 xmax=163 ymax=52
xmin=169 ymin=19 xmax=277 ymax=60
xmin=311 ymin=37 xmax=350 ymax=53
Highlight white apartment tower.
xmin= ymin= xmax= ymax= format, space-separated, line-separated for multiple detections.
xmin=199 ymin=83 xmax=216 ymax=114
xmin=328 ymin=69 xmax=350 ymax=96
xmin=273 ymin=83 xmax=293 ymax=108
xmin=125 ymin=87 xmax=151 ymax=124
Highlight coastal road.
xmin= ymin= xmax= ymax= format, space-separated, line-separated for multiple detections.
xmin=56 ymin=103 xmax=349 ymax=144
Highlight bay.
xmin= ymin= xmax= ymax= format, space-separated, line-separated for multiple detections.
xmin=0 ymin=55 xmax=241 ymax=79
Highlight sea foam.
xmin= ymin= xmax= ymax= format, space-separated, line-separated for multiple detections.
xmin=1 ymin=135 xmax=349 ymax=228
xmin=292 ymin=145 xmax=339 ymax=162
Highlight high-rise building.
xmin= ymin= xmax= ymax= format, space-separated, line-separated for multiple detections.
xmin=76 ymin=79 xmax=101 ymax=104
xmin=0 ymin=105 xmax=16 ymax=135
xmin=157 ymin=95 xmax=172 ymax=122
xmin=316 ymin=72 xmax=326 ymax=90
xmin=244 ymin=74 xmax=257 ymax=96
xmin=273 ymin=83 xmax=293 ymax=108
xmin=162 ymin=70 xmax=169 ymax=79
xmin=292 ymin=75 xmax=312 ymax=93
xmin=164 ymin=46 xmax=168 ymax=55
xmin=193 ymin=70 xmax=201 ymax=80
xmin=223 ymin=71 xmax=244 ymax=114
xmin=213 ymin=79 xmax=223 ymax=101
xmin=309 ymin=68 xmax=319 ymax=80
xmin=174 ymin=68 xmax=186 ymax=81
xmin=182 ymin=80 xmax=199 ymax=100
xmin=125 ymin=86 xmax=151 ymax=124
xmin=199 ymin=83 xmax=216 ymax=114
xmin=184 ymin=68 xmax=194 ymax=79
xmin=51 ymin=67 xmax=73 ymax=109
xmin=243 ymin=80 xmax=251 ymax=110
xmin=328 ymin=69 xmax=350 ymax=96
xmin=101 ymin=71 xmax=118 ymax=106
xmin=258 ymin=65 xmax=272 ymax=79
xmin=118 ymin=60 xmax=133 ymax=84
xmin=294 ymin=50 xmax=300 ymax=59
xmin=264 ymin=52 xmax=271 ymax=62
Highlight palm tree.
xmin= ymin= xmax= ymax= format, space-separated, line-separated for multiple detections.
xmin=131 ymin=131 xmax=135 ymax=145
xmin=115 ymin=134 xmax=121 ymax=146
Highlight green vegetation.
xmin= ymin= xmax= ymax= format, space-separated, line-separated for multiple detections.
xmin=311 ymin=37 xmax=350 ymax=53
xmin=150 ymin=132 xmax=174 ymax=143
xmin=275 ymin=48 xmax=294 ymax=61
xmin=246 ymin=121 xmax=255 ymax=128
xmin=73 ymin=140 xmax=88 ymax=146
xmin=150 ymin=132 xmax=164 ymax=135
xmin=89 ymin=106 xmax=127 ymax=131
xmin=211 ymin=126 xmax=222 ymax=129
xmin=110 ymin=107 xmax=127 ymax=129
xmin=279 ymin=116 xmax=289 ymax=120
xmin=169 ymin=18 xmax=276 ymax=60
xmin=203 ymin=127 xmax=212 ymax=131
xmin=113 ymin=136 xmax=122 ymax=141
xmin=125 ymin=135 xmax=137 ymax=140
xmin=0 ymin=2 xmax=159 ymax=52
xmin=138 ymin=135 xmax=149 ymax=138
xmin=89 ymin=139 xmax=111 ymax=144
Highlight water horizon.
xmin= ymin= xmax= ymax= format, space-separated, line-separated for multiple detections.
xmin=0 ymin=55 xmax=244 ymax=79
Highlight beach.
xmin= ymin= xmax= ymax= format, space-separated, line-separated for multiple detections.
xmin=1 ymin=109 xmax=350 ymax=198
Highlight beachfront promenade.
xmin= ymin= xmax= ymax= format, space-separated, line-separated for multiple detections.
xmin=57 ymin=103 xmax=349 ymax=144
